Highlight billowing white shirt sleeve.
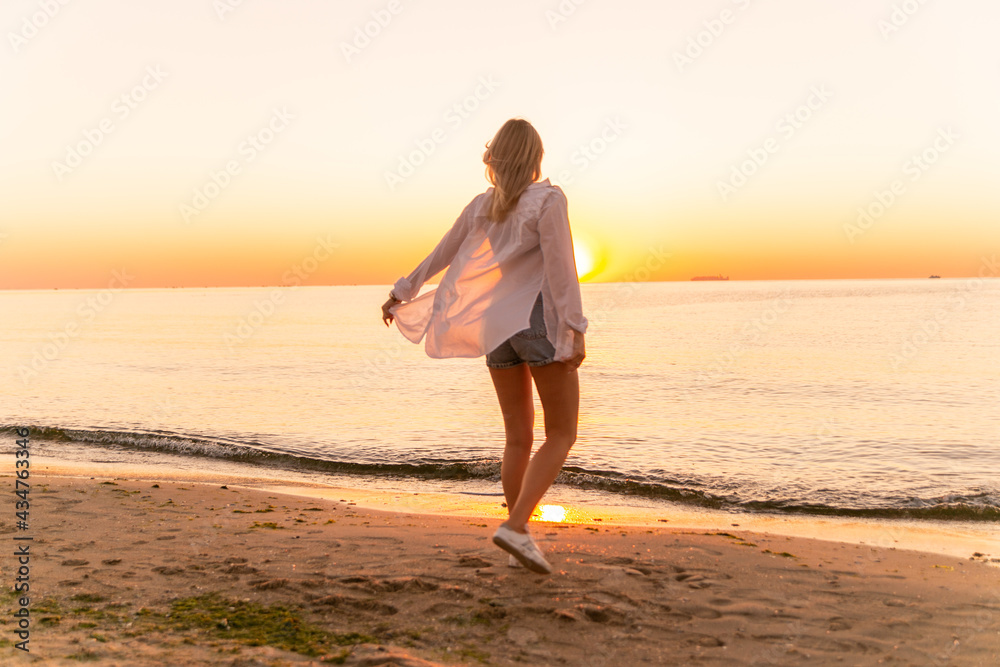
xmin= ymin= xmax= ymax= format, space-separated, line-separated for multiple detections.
xmin=537 ymin=189 xmax=588 ymax=359
xmin=391 ymin=199 xmax=475 ymax=302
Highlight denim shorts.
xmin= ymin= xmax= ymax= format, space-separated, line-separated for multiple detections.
xmin=485 ymin=292 xmax=556 ymax=369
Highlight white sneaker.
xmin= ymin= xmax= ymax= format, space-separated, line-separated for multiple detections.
xmin=492 ymin=523 xmax=552 ymax=574
xmin=508 ymin=554 xmax=520 ymax=568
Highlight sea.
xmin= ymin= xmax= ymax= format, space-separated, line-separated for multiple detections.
xmin=2 ymin=279 xmax=998 ymax=528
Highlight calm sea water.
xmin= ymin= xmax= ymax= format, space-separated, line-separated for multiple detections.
xmin=2 ymin=280 xmax=998 ymax=520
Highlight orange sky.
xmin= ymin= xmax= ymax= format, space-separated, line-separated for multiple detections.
xmin=1 ymin=1 xmax=997 ymax=290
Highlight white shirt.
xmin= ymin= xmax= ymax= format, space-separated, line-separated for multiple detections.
xmin=389 ymin=178 xmax=588 ymax=362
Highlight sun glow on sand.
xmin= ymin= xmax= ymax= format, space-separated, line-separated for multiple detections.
xmin=538 ymin=505 xmax=567 ymax=523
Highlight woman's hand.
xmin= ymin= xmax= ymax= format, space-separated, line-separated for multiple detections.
xmin=564 ymin=329 xmax=586 ymax=370
xmin=381 ymin=296 xmax=399 ymax=326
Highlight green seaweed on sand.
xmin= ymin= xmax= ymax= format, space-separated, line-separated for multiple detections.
xmin=762 ymin=549 xmax=797 ymax=558
xmin=165 ymin=592 xmax=373 ymax=657
xmin=250 ymin=521 xmax=282 ymax=529
xmin=66 ymin=649 xmax=101 ymax=661
xmin=455 ymin=645 xmax=491 ymax=663
xmin=710 ymin=532 xmax=757 ymax=547
xmin=35 ymin=598 xmax=62 ymax=614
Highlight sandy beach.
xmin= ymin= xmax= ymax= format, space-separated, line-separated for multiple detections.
xmin=0 ymin=474 xmax=996 ymax=666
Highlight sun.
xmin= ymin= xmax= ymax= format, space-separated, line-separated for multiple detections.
xmin=573 ymin=239 xmax=595 ymax=279
xmin=572 ymin=232 xmax=607 ymax=281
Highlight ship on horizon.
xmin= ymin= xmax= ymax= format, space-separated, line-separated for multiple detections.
xmin=691 ymin=274 xmax=729 ymax=281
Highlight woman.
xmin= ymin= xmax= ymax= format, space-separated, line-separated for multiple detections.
xmin=380 ymin=118 xmax=587 ymax=574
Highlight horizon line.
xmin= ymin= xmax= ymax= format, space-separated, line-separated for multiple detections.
xmin=1 ymin=276 xmax=990 ymax=292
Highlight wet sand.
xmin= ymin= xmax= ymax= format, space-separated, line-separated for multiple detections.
xmin=2 ymin=474 xmax=998 ymax=666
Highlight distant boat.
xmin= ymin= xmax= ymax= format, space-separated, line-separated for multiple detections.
xmin=691 ymin=275 xmax=729 ymax=281
xmin=929 ymin=275 xmax=941 ymax=279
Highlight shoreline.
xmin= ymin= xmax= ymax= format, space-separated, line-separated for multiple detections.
xmin=29 ymin=456 xmax=1000 ymax=567
xmin=2 ymin=473 xmax=998 ymax=665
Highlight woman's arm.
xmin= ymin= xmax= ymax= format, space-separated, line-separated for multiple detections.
xmin=537 ymin=189 xmax=588 ymax=336
xmin=389 ymin=198 xmax=477 ymax=303
xmin=537 ymin=188 xmax=588 ymax=368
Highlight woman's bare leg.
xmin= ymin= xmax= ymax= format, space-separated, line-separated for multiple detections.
xmin=505 ymin=361 xmax=579 ymax=532
xmin=488 ymin=364 xmax=534 ymax=512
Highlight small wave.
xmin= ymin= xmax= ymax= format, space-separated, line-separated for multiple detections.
xmin=1 ymin=424 xmax=502 ymax=479
xmin=555 ymin=468 xmax=1000 ymax=521
xmin=4 ymin=424 xmax=997 ymax=522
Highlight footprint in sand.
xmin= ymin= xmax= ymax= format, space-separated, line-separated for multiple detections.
xmin=422 ymin=601 xmax=468 ymax=618
xmin=671 ymin=604 xmax=723 ymax=620
xmin=353 ymin=535 xmax=404 ymax=545
xmin=312 ymin=594 xmax=398 ymax=615
xmin=575 ymin=603 xmax=627 ymax=624
xmin=602 ymin=556 xmax=635 ymax=566
xmin=586 ymin=591 xmax=641 ymax=611
xmin=683 ymin=634 xmax=726 ymax=648
xmin=368 ymin=576 xmax=440 ymax=593
xmin=591 ymin=564 xmax=649 ymax=578
xmin=553 ymin=608 xmax=583 ymax=622
xmin=755 ymin=634 xmax=879 ymax=655
xmin=507 ymin=626 xmax=540 ymax=645
xmin=438 ymin=585 xmax=474 ymax=599
xmin=828 ymin=617 xmax=852 ymax=631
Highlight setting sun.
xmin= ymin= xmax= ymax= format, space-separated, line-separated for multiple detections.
xmin=573 ymin=240 xmax=594 ymax=279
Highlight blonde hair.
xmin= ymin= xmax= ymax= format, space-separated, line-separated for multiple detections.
xmin=482 ymin=118 xmax=544 ymax=222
